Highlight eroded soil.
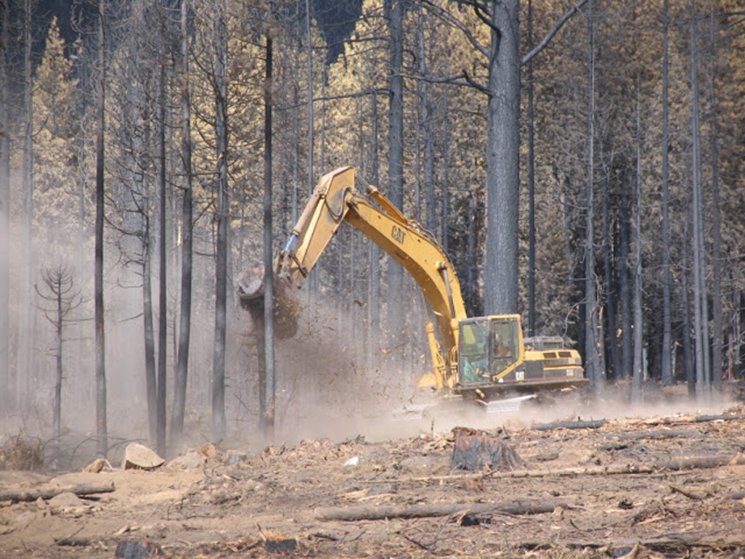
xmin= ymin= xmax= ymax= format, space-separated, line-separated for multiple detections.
xmin=2 ymin=399 xmax=745 ymax=558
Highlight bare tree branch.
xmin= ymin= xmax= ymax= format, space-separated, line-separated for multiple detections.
xmin=421 ymin=0 xmax=490 ymax=59
xmin=522 ymin=0 xmax=588 ymax=66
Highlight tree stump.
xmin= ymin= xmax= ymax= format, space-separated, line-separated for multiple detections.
xmin=450 ymin=427 xmax=524 ymax=472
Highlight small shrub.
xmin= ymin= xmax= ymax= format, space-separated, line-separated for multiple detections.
xmin=0 ymin=435 xmax=44 ymax=470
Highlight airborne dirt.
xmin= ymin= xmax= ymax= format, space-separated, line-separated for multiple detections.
xmin=1 ymin=387 xmax=745 ymax=559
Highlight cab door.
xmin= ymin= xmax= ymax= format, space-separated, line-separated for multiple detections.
xmin=458 ymin=316 xmax=524 ymax=386
xmin=458 ymin=319 xmax=489 ymax=383
xmin=488 ymin=317 xmax=522 ymax=381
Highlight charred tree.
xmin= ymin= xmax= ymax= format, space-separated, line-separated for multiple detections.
xmin=94 ymin=0 xmax=108 ymax=458
xmin=385 ymin=0 xmax=405 ymax=350
xmin=0 ymin=0 xmax=9 ymax=411
xmin=262 ymin=33 xmax=275 ymax=439
xmin=172 ymin=0 xmax=193 ymax=440
xmin=212 ymin=0 xmax=229 ymax=440
xmin=156 ymin=55 xmax=168 ymax=458
xmin=35 ymin=266 xmax=81 ymax=450
xmin=660 ymin=0 xmax=673 ymax=386
xmin=583 ymin=0 xmax=606 ymax=391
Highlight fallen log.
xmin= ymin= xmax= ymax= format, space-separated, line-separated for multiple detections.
xmin=694 ymin=414 xmax=745 ymax=423
xmin=316 ymin=500 xmax=562 ymax=521
xmin=656 ymin=453 xmax=745 ymax=471
xmin=531 ymin=419 xmax=607 ymax=431
xmin=521 ymin=536 xmax=745 ymax=553
xmin=0 ymin=481 xmax=115 ymax=503
xmin=602 ymin=428 xmax=702 ymax=442
xmin=634 ymin=414 xmax=745 ymax=426
xmin=494 ymin=463 xmax=656 ymax=478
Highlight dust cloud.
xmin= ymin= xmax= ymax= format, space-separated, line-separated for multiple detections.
xmin=259 ymin=296 xmax=430 ymax=445
xmin=240 ymin=295 xmax=738 ymax=448
xmin=0 ymin=212 xmax=738 ymax=468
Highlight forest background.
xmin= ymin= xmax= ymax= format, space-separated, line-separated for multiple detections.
xmin=0 ymin=0 xmax=743 ymax=460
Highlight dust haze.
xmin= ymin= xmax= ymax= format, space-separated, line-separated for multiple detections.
xmin=0 ymin=212 xmax=737 ymax=468
xmin=239 ymin=294 xmax=736 ymax=447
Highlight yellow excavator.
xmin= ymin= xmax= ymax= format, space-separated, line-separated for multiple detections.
xmin=241 ymin=166 xmax=585 ymax=413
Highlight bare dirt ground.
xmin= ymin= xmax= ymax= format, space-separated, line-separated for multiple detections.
xmin=2 ymin=386 xmax=745 ymax=559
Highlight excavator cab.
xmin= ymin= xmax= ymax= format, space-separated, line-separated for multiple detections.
xmin=458 ymin=316 xmax=523 ymax=387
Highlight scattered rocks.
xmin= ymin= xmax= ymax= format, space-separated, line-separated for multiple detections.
xmin=224 ymin=450 xmax=249 ymax=466
xmin=115 ymin=538 xmax=164 ymax=558
xmin=166 ymin=452 xmax=206 ymax=471
xmin=83 ymin=458 xmax=113 ymax=473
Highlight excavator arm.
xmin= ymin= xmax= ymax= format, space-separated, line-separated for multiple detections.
xmin=276 ymin=167 xmax=467 ymax=389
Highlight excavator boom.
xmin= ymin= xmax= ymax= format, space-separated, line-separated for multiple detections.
xmin=276 ymin=167 xmax=467 ymax=386
xmin=245 ymin=166 xmax=586 ymax=404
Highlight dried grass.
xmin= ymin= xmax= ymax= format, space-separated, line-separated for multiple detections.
xmin=0 ymin=434 xmax=44 ymax=470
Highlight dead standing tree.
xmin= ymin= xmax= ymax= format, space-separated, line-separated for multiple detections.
xmin=420 ymin=0 xmax=587 ymax=317
xmin=34 ymin=265 xmax=82 ymax=452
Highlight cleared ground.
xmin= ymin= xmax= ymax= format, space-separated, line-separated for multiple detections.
xmin=1 ymin=386 xmax=744 ymax=558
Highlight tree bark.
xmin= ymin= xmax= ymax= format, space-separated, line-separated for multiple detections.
xmin=689 ymin=0 xmax=708 ymax=399
xmin=583 ymin=0 xmax=605 ymax=391
xmin=94 ymin=0 xmax=108 ymax=458
xmin=385 ymin=0 xmax=405 ymax=344
xmin=18 ymin=0 xmax=34 ymax=405
xmin=143 ymin=225 xmax=158 ymax=444
xmin=0 ymin=0 xmax=9 ymax=412
xmin=262 ymin=34 xmax=275 ymax=440
xmin=54 ymin=274 xmax=63 ymax=446
xmin=0 ymin=482 xmax=115 ymax=503
xmin=316 ymin=500 xmax=560 ymax=521
xmin=172 ymin=0 xmax=193 ymax=440
xmin=156 ymin=56 xmax=168 ymax=458
xmin=306 ymin=0 xmax=314 ymax=200
xmin=707 ymin=5 xmax=722 ymax=393
xmin=660 ymin=0 xmax=673 ymax=386
xmin=631 ymin=90 xmax=644 ymax=403
xmin=526 ymin=0 xmax=536 ymax=336
xmin=484 ymin=0 xmax=520 ymax=315
xmin=601 ymin=173 xmax=619 ymax=379
xmin=418 ymin=5 xmax=436 ymax=234
xmin=212 ymin=0 xmax=229 ymax=440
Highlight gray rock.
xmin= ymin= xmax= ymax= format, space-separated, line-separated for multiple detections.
xmin=166 ymin=451 xmax=206 ymax=470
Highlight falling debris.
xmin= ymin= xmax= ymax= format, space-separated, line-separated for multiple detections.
xmin=236 ymin=267 xmax=301 ymax=340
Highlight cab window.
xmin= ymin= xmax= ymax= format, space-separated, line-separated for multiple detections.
xmin=490 ymin=319 xmax=518 ymax=376
xmin=459 ymin=322 xmax=488 ymax=383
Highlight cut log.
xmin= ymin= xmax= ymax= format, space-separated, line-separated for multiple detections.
xmin=236 ymin=267 xmax=301 ymax=340
xmin=0 ymin=481 xmax=115 ymax=503
xmin=532 ymin=419 xmax=607 ymax=431
xmin=655 ymin=453 xmax=745 ymax=471
xmin=693 ymin=414 xmax=745 ymax=423
xmin=450 ymin=427 xmax=524 ymax=471
xmin=603 ymin=428 xmax=701 ymax=441
xmin=316 ymin=499 xmax=562 ymax=521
